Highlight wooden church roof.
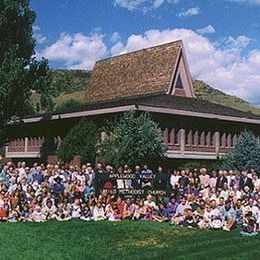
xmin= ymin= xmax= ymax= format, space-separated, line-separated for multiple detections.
xmin=85 ymin=40 xmax=194 ymax=103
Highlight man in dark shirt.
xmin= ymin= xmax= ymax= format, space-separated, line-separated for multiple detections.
xmin=94 ymin=163 xmax=107 ymax=195
xmin=155 ymin=166 xmax=169 ymax=191
xmin=52 ymin=176 xmax=64 ymax=203
xmin=239 ymin=171 xmax=254 ymax=191
xmin=216 ymin=170 xmax=228 ymax=190
xmin=178 ymin=170 xmax=189 ymax=187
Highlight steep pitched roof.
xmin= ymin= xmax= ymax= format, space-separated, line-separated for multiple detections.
xmin=85 ymin=41 xmax=184 ymax=103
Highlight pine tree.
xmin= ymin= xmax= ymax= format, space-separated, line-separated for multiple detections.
xmin=223 ymin=130 xmax=260 ymax=172
xmin=57 ymin=120 xmax=99 ymax=163
xmin=99 ymin=111 xmax=167 ymax=167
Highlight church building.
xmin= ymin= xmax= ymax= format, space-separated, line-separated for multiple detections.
xmin=5 ymin=40 xmax=260 ymax=163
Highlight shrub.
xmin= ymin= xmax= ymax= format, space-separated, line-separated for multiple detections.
xmin=222 ymin=130 xmax=260 ymax=172
xmin=99 ymin=111 xmax=167 ymax=167
xmin=57 ymin=120 xmax=99 ymax=163
xmin=40 ymin=136 xmax=57 ymax=162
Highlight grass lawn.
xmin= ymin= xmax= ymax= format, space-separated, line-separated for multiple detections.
xmin=0 ymin=220 xmax=259 ymax=260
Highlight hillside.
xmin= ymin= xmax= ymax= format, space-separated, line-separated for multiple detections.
xmin=30 ymin=70 xmax=260 ymax=116
xmin=30 ymin=70 xmax=91 ymax=113
xmin=193 ymin=80 xmax=260 ymax=116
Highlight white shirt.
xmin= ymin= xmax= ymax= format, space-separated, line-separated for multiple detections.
xmin=170 ymin=175 xmax=180 ymax=187
xmin=93 ymin=206 xmax=105 ymax=221
xmin=144 ymin=200 xmax=158 ymax=210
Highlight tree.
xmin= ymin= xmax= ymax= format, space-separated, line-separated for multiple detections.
xmin=57 ymin=120 xmax=99 ymax=163
xmin=99 ymin=111 xmax=167 ymax=167
xmin=223 ymin=130 xmax=260 ymax=172
xmin=54 ymin=99 xmax=82 ymax=112
xmin=40 ymin=136 xmax=57 ymax=162
xmin=0 ymin=0 xmax=51 ymax=145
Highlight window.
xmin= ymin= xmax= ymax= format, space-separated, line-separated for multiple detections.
xmin=174 ymin=129 xmax=179 ymax=145
xmin=175 ymin=74 xmax=184 ymax=89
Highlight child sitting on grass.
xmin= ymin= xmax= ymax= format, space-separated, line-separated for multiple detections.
xmin=30 ymin=205 xmax=46 ymax=222
xmin=179 ymin=209 xmax=197 ymax=228
xmin=240 ymin=211 xmax=258 ymax=236
xmin=80 ymin=204 xmax=93 ymax=221
xmin=133 ymin=199 xmax=147 ymax=220
xmin=56 ymin=203 xmax=71 ymax=221
xmin=153 ymin=203 xmax=170 ymax=223
xmin=105 ymin=203 xmax=121 ymax=222
xmin=93 ymin=202 xmax=105 ymax=221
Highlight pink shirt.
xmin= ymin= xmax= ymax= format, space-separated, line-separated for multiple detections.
xmin=200 ymin=174 xmax=210 ymax=187
xmin=209 ymin=177 xmax=217 ymax=188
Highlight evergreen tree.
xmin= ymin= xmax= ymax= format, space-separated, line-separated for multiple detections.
xmin=99 ymin=111 xmax=167 ymax=167
xmin=223 ymin=130 xmax=260 ymax=172
xmin=40 ymin=136 xmax=57 ymax=162
xmin=57 ymin=120 xmax=99 ymax=163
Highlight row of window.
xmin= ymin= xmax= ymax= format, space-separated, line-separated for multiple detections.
xmin=163 ymin=128 xmax=238 ymax=148
xmin=9 ymin=137 xmax=44 ymax=148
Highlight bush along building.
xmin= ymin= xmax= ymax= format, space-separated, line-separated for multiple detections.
xmin=5 ymin=41 xmax=260 ymax=164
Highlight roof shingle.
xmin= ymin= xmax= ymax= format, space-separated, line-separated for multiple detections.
xmin=85 ymin=41 xmax=182 ymax=103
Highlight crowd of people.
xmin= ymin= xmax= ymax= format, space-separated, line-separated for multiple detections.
xmin=0 ymin=161 xmax=259 ymax=235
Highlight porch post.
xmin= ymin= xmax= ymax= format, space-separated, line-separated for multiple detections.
xmin=25 ymin=137 xmax=28 ymax=153
xmin=215 ymin=132 xmax=220 ymax=157
xmin=180 ymin=129 xmax=185 ymax=155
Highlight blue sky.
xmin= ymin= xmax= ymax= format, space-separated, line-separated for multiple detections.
xmin=31 ymin=0 xmax=260 ymax=104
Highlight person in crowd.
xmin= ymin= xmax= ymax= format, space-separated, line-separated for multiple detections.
xmin=141 ymin=165 xmax=153 ymax=189
xmin=240 ymin=211 xmax=258 ymax=236
xmin=32 ymin=166 xmax=44 ymax=184
xmin=125 ymin=198 xmax=136 ymax=219
xmin=179 ymin=208 xmax=197 ymax=228
xmin=93 ymin=201 xmax=105 ymax=221
xmin=220 ymin=200 xmax=237 ymax=231
xmin=153 ymin=202 xmax=170 ymax=222
xmin=133 ymin=199 xmax=147 ymax=220
xmin=172 ymin=197 xmax=191 ymax=224
xmin=199 ymin=168 xmax=210 ymax=188
xmin=167 ymin=197 xmax=178 ymax=218
xmin=216 ymin=170 xmax=228 ymax=190
xmin=0 ymin=161 xmax=258 ymax=237
xmin=80 ymin=204 xmax=93 ymax=221
xmin=170 ymin=171 xmax=180 ymax=190
xmin=30 ymin=205 xmax=46 ymax=222
xmin=144 ymin=195 xmax=158 ymax=210
xmin=44 ymin=199 xmax=57 ymax=220
xmin=155 ymin=166 xmax=169 ymax=191
xmin=179 ymin=170 xmax=189 ymax=188
xmin=239 ymin=171 xmax=254 ymax=191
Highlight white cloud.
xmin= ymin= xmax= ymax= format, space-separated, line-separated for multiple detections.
xmin=39 ymin=32 xmax=107 ymax=69
xmin=111 ymin=32 xmax=121 ymax=43
xmin=110 ymin=29 xmax=260 ymax=103
xmin=225 ymin=35 xmax=252 ymax=49
xmin=196 ymin=25 xmax=215 ymax=35
xmin=177 ymin=7 xmax=200 ymax=17
xmin=33 ymin=25 xmax=47 ymax=45
xmin=113 ymin=0 xmax=178 ymax=11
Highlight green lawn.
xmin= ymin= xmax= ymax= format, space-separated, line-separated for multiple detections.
xmin=0 ymin=221 xmax=259 ymax=260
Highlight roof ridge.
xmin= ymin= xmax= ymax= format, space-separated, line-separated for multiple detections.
xmin=97 ymin=40 xmax=183 ymax=64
